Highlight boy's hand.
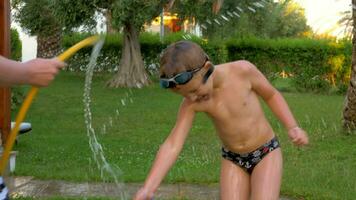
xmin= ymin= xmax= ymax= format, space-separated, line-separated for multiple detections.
xmin=133 ymin=187 xmax=154 ymax=200
xmin=288 ymin=127 xmax=309 ymax=146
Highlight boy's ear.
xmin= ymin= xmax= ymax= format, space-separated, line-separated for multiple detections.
xmin=203 ymin=61 xmax=212 ymax=69
xmin=204 ymin=53 xmax=210 ymax=60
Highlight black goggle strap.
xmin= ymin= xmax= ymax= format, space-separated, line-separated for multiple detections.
xmin=202 ymin=65 xmax=214 ymax=84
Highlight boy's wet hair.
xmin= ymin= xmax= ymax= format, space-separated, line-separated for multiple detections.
xmin=160 ymin=41 xmax=209 ymax=78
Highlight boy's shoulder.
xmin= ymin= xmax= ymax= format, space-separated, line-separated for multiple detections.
xmin=218 ymin=60 xmax=256 ymax=76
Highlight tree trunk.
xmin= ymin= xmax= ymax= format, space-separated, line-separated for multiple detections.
xmin=105 ymin=9 xmax=116 ymax=34
xmin=106 ymin=23 xmax=150 ymax=88
xmin=343 ymin=0 xmax=356 ymax=130
xmin=0 ymin=0 xmax=11 ymax=145
xmin=212 ymin=0 xmax=224 ymax=14
xmin=36 ymin=26 xmax=62 ymax=58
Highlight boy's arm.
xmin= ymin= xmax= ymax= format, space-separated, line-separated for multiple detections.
xmin=135 ymin=99 xmax=196 ymax=199
xmin=244 ymin=61 xmax=308 ymax=146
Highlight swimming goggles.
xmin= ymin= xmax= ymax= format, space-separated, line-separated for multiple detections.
xmin=160 ymin=58 xmax=208 ymax=89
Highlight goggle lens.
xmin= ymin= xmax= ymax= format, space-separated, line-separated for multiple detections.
xmin=160 ymin=79 xmax=174 ymax=88
xmin=160 ymin=71 xmax=194 ymax=88
xmin=175 ymin=72 xmax=192 ymax=84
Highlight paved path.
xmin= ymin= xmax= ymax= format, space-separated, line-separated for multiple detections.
xmin=6 ymin=176 xmax=292 ymax=199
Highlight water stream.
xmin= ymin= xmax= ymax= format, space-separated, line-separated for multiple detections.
xmin=83 ymin=37 xmax=127 ymax=200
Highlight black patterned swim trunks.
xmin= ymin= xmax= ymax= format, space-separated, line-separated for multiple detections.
xmin=221 ymin=137 xmax=280 ymax=174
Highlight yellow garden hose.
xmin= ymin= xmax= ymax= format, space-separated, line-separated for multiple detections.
xmin=0 ymin=35 xmax=100 ymax=175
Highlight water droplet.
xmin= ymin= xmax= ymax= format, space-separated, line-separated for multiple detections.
xmin=109 ymin=117 xmax=113 ymax=127
xmin=305 ymin=114 xmax=311 ymax=125
xmin=321 ymin=117 xmax=327 ymax=129
xmin=226 ymin=11 xmax=234 ymax=18
xmin=221 ymin=14 xmax=229 ymax=21
xmin=232 ymin=11 xmax=240 ymax=17
xmin=101 ymin=124 xmax=107 ymax=134
xmin=136 ymin=83 xmax=143 ymax=88
xmin=247 ymin=6 xmax=256 ymax=13
xmin=253 ymin=2 xmax=264 ymax=8
xmin=214 ymin=18 xmax=221 ymax=25
xmin=236 ymin=6 xmax=243 ymax=12
xmin=121 ymin=99 xmax=126 ymax=106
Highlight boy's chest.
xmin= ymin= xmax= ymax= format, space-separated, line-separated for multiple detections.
xmin=205 ymin=84 xmax=255 ymax=118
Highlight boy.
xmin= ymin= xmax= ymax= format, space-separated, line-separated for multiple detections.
xmin=134 ymin=41 xmax=308 ymax=200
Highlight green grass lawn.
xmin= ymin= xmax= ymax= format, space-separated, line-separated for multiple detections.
xmin=13 ymin=197 xmax=189 ymax=200
xmin=11 ymin=72 xmax=356 ymax=200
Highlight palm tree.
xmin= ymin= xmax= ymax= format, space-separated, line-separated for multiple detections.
xmin=12 ymin=0 xmax=62 ymax=58
xmin=36 ymin=26 xmax=62 ymax=58
xmin=338 ymin=10 xmax=352 ymax=39
xmin=343 ymin=0 xmax=356 ymax=130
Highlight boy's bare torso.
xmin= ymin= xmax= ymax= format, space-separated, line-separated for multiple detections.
xmin=185 ymin=61 xmax=275 ymax=154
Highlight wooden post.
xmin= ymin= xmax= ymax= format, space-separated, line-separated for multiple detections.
xmin=0 ymin=0 xmax=12 ymax=145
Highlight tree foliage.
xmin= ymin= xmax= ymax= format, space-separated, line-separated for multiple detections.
xmin=66 ymin=0 xmax=167 ymax=88
xmin=12 ymin=0 xmax=97 ymax=36
xmin=338 ymin=10 xmax=352 ymax=39
xmin=51 ymin=0 xmax=97 ymax=32
xmin=11 ymin=0 xmax=99 ymax=58
xmin=171 ymin=0 xmax=311 ymax=39
xmin=12 ymin=0 xmax=60 ymax=36
xmin=110 ymin=0 xmax=163 ymax=30
xmin=274 ymin=0 xmax=310 ymax=37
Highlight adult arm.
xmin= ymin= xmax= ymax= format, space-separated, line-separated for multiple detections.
xmin=0 ymin=56 xmax=65 ymax=87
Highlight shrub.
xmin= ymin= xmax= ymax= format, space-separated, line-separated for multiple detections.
xmin=62 ymin=33 xmax=351 ymax=93
xmin=62 ymin=32 xmax=227 ymax=74
xmin=10 ymin=28 xmax=22 ymax=61
xmin=11 ymin=87 xmax=25 ymax=110
xmin=226 ymin=37 xmax=351 ymax=93
xmin=10 ymin=28 xmax=24 ymax=110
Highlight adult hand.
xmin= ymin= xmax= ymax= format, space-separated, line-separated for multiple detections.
xmin=24 ymin=58 xmax=66 ymax=87
xmin=288 ymin=127 xmax=309 ymax=146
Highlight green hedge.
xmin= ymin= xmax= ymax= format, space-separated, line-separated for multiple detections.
xmin=10 ymin=28 xmax=24 ymax=110
xmin=61 ymin=32 xmax=227 ymax=74
xmin=226 ymin=37 xmax=351 ymax=93
xmin=62 ymin=32 xmax=351 ymax=93
xmin=11 ymin=28 xmax=22 ymax=61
